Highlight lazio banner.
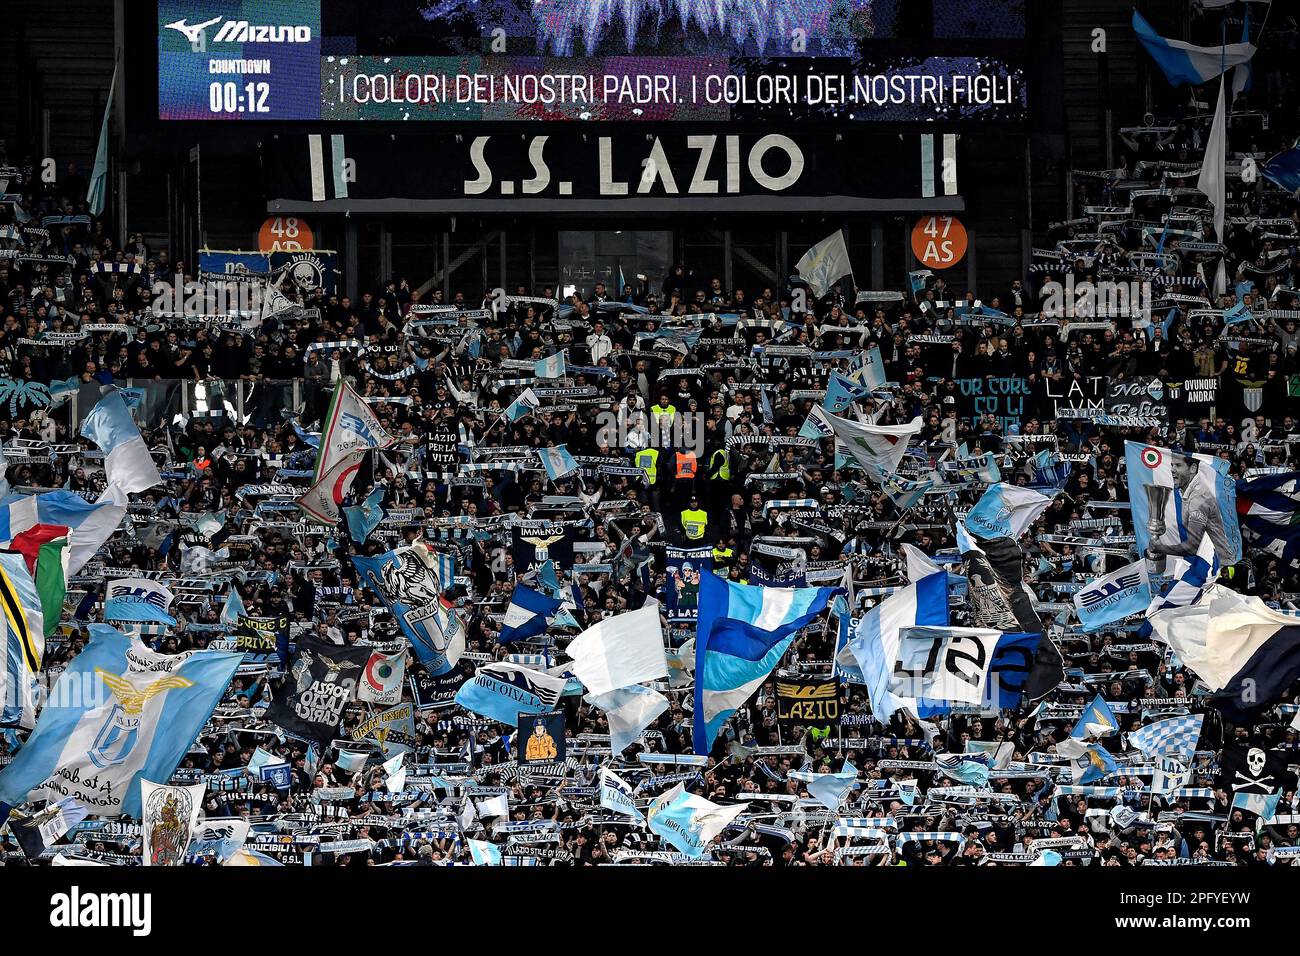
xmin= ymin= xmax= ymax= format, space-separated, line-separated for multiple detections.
xmin=775 ymin=676 xmax=840 ymax=732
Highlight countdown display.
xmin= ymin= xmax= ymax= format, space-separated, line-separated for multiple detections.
xmin=158 ymin=0 xmax=1029 ymax=123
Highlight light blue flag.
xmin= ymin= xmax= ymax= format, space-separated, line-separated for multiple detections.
xmin=964 ymin=483 xmax=1053 ymax=541
xmin=46 ymin=376 xmax=80 ymax=409
xmin=1071 ymin=743 xmax=1119 ymax=785
xmin=0 ymin=624 xmax=240 ymax=818
xmin=693 ymin=573 xmax=841 ymax=754
xmin=1224 ymin=300 xmax=1253 ymax=325
xmin=1074 ymin=559 xmax=1152 ymax=632
xmin=220 ymin=588 xmax=246 ymax=627
xmin=453 ymin=662 xmax=568 ymax=725
xmin=934 ymin=755 xmax=990 ymax=788
xmin=535 ymin=352 xmax=567 ymax=379
xmin=646 ymin=783 xmax=747 ymax=859
xmin=599 ymin=768 xmax=643 ymax=821
xmin=499 ymin=585 xmax=561 ymax=644
xmin=823 ymin=372 xmax=869 ymax=414
xmin=538 ymin=444 xmax=579 ymax=481
xmin=505 ymin=387 xmax=540 ymax=422
xmin=80 ymin=388 xmax=162 ymax=495
xmin=1132 ymin=10 xmax=1256 ymax=86
xmin=468 ymin=838 xmax=502 ymax=865
xmin=860 ymin=346 xmax=887 ymax=390
xmin=790 ymin=760 xmax=858 ymax=811
xmin=343 ymin=485 xmax=385 ymax=545
xmin=1071 ymin=692 xmax=1120 ymax=740
xmin=1232 ymin=789 xmax=1281 ymax=819
xmin=87 ymin=66 xmax=116 ymax=216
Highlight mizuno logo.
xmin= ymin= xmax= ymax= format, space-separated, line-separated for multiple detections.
xmin=164 ymin=16 xmax=313 ymax=45
xmin=164 ymin=16 xmax=221 ymax=44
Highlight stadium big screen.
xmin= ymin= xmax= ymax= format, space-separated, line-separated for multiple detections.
xmin=149 ymin=0 xmax=1036 ymax=212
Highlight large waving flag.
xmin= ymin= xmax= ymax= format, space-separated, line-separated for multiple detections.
xmin=646 ymin=782 xmax=747 ymax=859
xmin=0 ymin=624 xmax=240 ymax=817
xmin=299 ymin=380 xmax=395 ymax=523
xmin=1126 ymin=442 xmax=1241 ymax=567
xmin=565 ymin=603 xmax=666 ymax=696
xmin=1150 ymin=585 xmax=1300 ymax=723
xmin=0 ymin=490 xmax=125 ymax=577
xmin=693 ymin=573 xmax=841 ymax=754
xmin=80 ymin=389 xmax=162 ymax=494
xmin=0 ymin=551 xmax=44 ymax=729
xmin=965 ymin=483 xmax=1053 ymax=541
xmin=825 ymin=414 xmax=923 ymax=474
xmin=837 ymin=544 xmax=949 ymax=721
xmin=1132 ymin=9 xmax=1256 ymax=86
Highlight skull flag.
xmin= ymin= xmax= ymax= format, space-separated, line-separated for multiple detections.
xmin=1220 ymin=745 xmax=1292 ymax=796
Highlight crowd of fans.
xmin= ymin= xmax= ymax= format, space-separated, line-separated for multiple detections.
xmin=2 ymin=12 xmax=1300 ymax=867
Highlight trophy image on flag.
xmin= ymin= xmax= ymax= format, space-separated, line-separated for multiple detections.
xmin=1145 ymin=484 xmax=1171 ymax=570
xmin=1145 ymin=485 xmax=1170 ymax=538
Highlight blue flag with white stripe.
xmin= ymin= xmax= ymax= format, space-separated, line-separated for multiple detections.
xmin=499 ymin=585 xmax=561 ymax=644
xmin=693 ymin=573 xmax=841 ymax=754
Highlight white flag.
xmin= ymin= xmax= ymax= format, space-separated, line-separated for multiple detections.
xmin=565 ymin=603 xmax=667 ymax=696
xmin=585 ymin=684 xmax=669 ymax=754
xmin=796 ymin=230 xmax=853 ymax=298
xmin=825 ymin=414 xmax=923 ymax=473
xmin=1197 ymin=76 xmax=1228 ymax=296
